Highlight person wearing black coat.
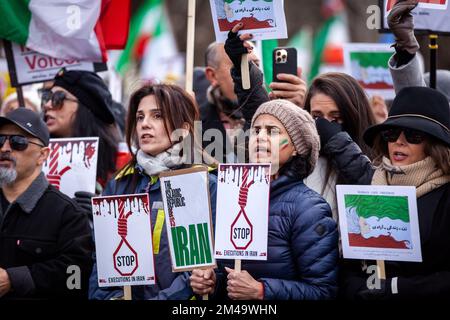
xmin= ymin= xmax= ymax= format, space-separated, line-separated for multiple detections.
xmin=340 ymin=86 xmax=450 ymax=300
xmin=0 ymin=108 xmax=93 ymax=299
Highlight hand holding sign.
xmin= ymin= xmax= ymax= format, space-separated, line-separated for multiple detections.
xmin=190 ymin=268 xmax=216 ymax=296
xmin=225 ymin=267 xmax=264 ymax=300
xmin=225 ymin=23 xmax=254 ymax=90
xmin=387 ymin=0 xmax=420 ymax=55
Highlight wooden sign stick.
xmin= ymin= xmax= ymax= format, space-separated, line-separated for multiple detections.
xmin=376 ymin=260 xmax=386 ymax=280
xmin=124 ymin=285 xmax=132 ymax=300
xmin=241 ymin=54 xmax=250 ymax=90
xmin=234 ymin=259 xmax=242 ymax=273
xmin=185 ymin=0 xmax=196 ymax=93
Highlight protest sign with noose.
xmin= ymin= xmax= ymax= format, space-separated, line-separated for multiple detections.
xmin=214 ymin=164 xmax=271 ymax=272
xmin=92 ymin=194 xmax=156 ymax=300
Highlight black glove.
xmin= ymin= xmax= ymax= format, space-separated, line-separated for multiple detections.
xmin=224 ymin=29 xmax=248 ymax=69
xmin=73 ymin=191 xmax=95 ymax=220
xmin=356 ymin=279 xmax=391 ymax=300
xmin=315 ymin=117 xmax=343 ymax=148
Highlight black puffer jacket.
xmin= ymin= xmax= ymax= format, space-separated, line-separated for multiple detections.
xmin=215 ymin=174 xmax=339 ymax=300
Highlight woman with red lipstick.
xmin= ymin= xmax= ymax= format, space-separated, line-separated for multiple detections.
xmin=341 ymin=86 xmax=450 ymax=300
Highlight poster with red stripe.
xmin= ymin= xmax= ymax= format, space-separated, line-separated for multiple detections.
xmin=382 ymin=0 xmax=450 ymax=34
xmin=209 ymin=0 xmax=287 ymax=43
xmin=337 ymin=185 xmax=422 ymax=262
xmin=42 ymin=137 xmax=99 ymax=197
xmin=92 ymin=194 xmax=155 ymax=287
xmin=214 ymin=164 xmax=271 ymax=261
xmin=343 ymin=43 xmax=395 ymax=100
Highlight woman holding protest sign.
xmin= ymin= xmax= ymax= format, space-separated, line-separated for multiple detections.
xmin=191 ymin=98 xmax=339 ymax=300
xmin=340 ymin=86 xmax=450 ymax=300
xmin=41 ymin=69 xmax=124 ymax=189
xmin=88 ymin=83 xmax=217 ymax=300
xmin=41 ymin=69 xmax=127 ymax=221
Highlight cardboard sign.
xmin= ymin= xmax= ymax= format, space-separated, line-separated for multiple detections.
xmin=214 ymin=164 xmax=271 ymax=261
xmin=92 ymin=194 xmax=156 ymax=287
xmin=344 ymin=43 xmax=395 ymax=100
xmin=160 ymin=167 xmax=216 ymax=272
xmin=42 ymin=137 xmax=99 ymax=197
xmin=381 ymin=0 xmax=450 ymax=35
xmin=337 ymin=185 xmax=422 ymax=262
xmin=3 ymin=40 xmax=107 ymax=87
xmin=209 ymin=0 xmax=287 ymax=43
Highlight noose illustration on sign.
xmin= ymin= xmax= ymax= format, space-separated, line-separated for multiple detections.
xmin=46 ymin=144 xmax=71 ymax=190
xmin=113 ymin=199 xmax=139 ymax=276
xmin=230 ymin=167 xmax=255 ymax=250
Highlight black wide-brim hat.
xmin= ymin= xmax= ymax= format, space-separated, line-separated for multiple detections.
xmin=364 ymin=87 xmax=450 ymax=147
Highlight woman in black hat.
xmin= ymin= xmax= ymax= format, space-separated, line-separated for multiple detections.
xmin=42 ymin=69 xmax=123 ymax=190
xmin=341 ymin=86 xmax=450 ymax=300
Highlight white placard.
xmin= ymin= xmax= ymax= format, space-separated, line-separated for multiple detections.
xmin=383 ymin=0 xmax=450 ymax=34
xmin=92 ymin=194 xmax=155 ymax=287
xmin=337 ymin=185 xmax=422 ymax=262
xmin=343 ymin=43 xmax=396 ymax=100
xmin=214 ymin=164 xmax=271 ymax=261
xmin=209 ymin=0 xmax=288 ymax=43
xmin=160 ymin=167 xmax=216 ymax=272
xmin=42 ymin=137 xmax=99 ymax=197
xmin=4 ymin=42 xmax=106 ymax=86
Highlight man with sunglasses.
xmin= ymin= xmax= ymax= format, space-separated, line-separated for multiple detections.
xmin=0 ymin=108 xmax=93 ymax=299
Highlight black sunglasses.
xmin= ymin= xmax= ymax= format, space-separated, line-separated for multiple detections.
xmin=41 ymin=90 xmax=78 ymax=109
xmin=0 ymin=135 xmax=45 ymax=151
xmin=380 ymin=128 xmax=427 ymax=144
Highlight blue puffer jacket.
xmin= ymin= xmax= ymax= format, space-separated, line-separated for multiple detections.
xmin=88 ymin=164 xmax=217 ymax=300
xmin=216 ymin=174 xmax=339 ymax=300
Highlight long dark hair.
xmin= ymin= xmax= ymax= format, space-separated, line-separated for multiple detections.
xmin=304 ymin=72 xmax=376 ymax=159
xmin=72 ymin=103 xmax=120 ymax=184
xmin=125 ymin=84 xmax=212 ymax=168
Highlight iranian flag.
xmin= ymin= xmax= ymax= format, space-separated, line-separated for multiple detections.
xmin=309 ymin=0 xmax=349 ymax=82
xmin=0 ymin=0 xmax=130 ymax=63
xmin=116 ymin=0 xmax=167 ymax=74
xmin=345 ymin=195 xmax=413 ymax=249
xmin=344 ymin=43 xmax=395 ymax=99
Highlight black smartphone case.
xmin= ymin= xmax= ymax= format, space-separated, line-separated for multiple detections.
xmin=272 ymin=47 xmax=298 ymax=82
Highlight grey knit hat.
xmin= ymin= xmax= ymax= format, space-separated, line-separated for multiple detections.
xmin=251 ymin=99 xmax=320 ymax=175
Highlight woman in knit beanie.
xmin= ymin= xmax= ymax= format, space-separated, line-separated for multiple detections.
xmin=191 ymin=99 xmax=339 ymax=300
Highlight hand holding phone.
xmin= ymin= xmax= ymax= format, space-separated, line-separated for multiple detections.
xmin=272 ymin=48 xmax=298 ymax=82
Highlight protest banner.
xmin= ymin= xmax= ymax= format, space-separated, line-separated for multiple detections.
xmin=337 ymin=185 xmax=422 ymax=278
xmin=209 ymin=0 xmax=288 ymax=89
xmin=214 ymin=164 xmax=271 ymax=272
xmin=343 ymin=43 xmax=395 ymax=100
xmin=381 ymin=0 xmax=450 ymax=34
xmin=160 ymin=166 xmax=216 ymax=272
xmin=3 ymin=40 xmax=106 ymax=87
xmin=92 ymin=193 xmax=155 ymax=299
xmin=42 ymin=137 xmax=99 ymax=197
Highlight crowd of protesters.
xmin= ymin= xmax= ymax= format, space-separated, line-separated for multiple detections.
xmin=0 ymin=0 xmax=449 ymax=300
